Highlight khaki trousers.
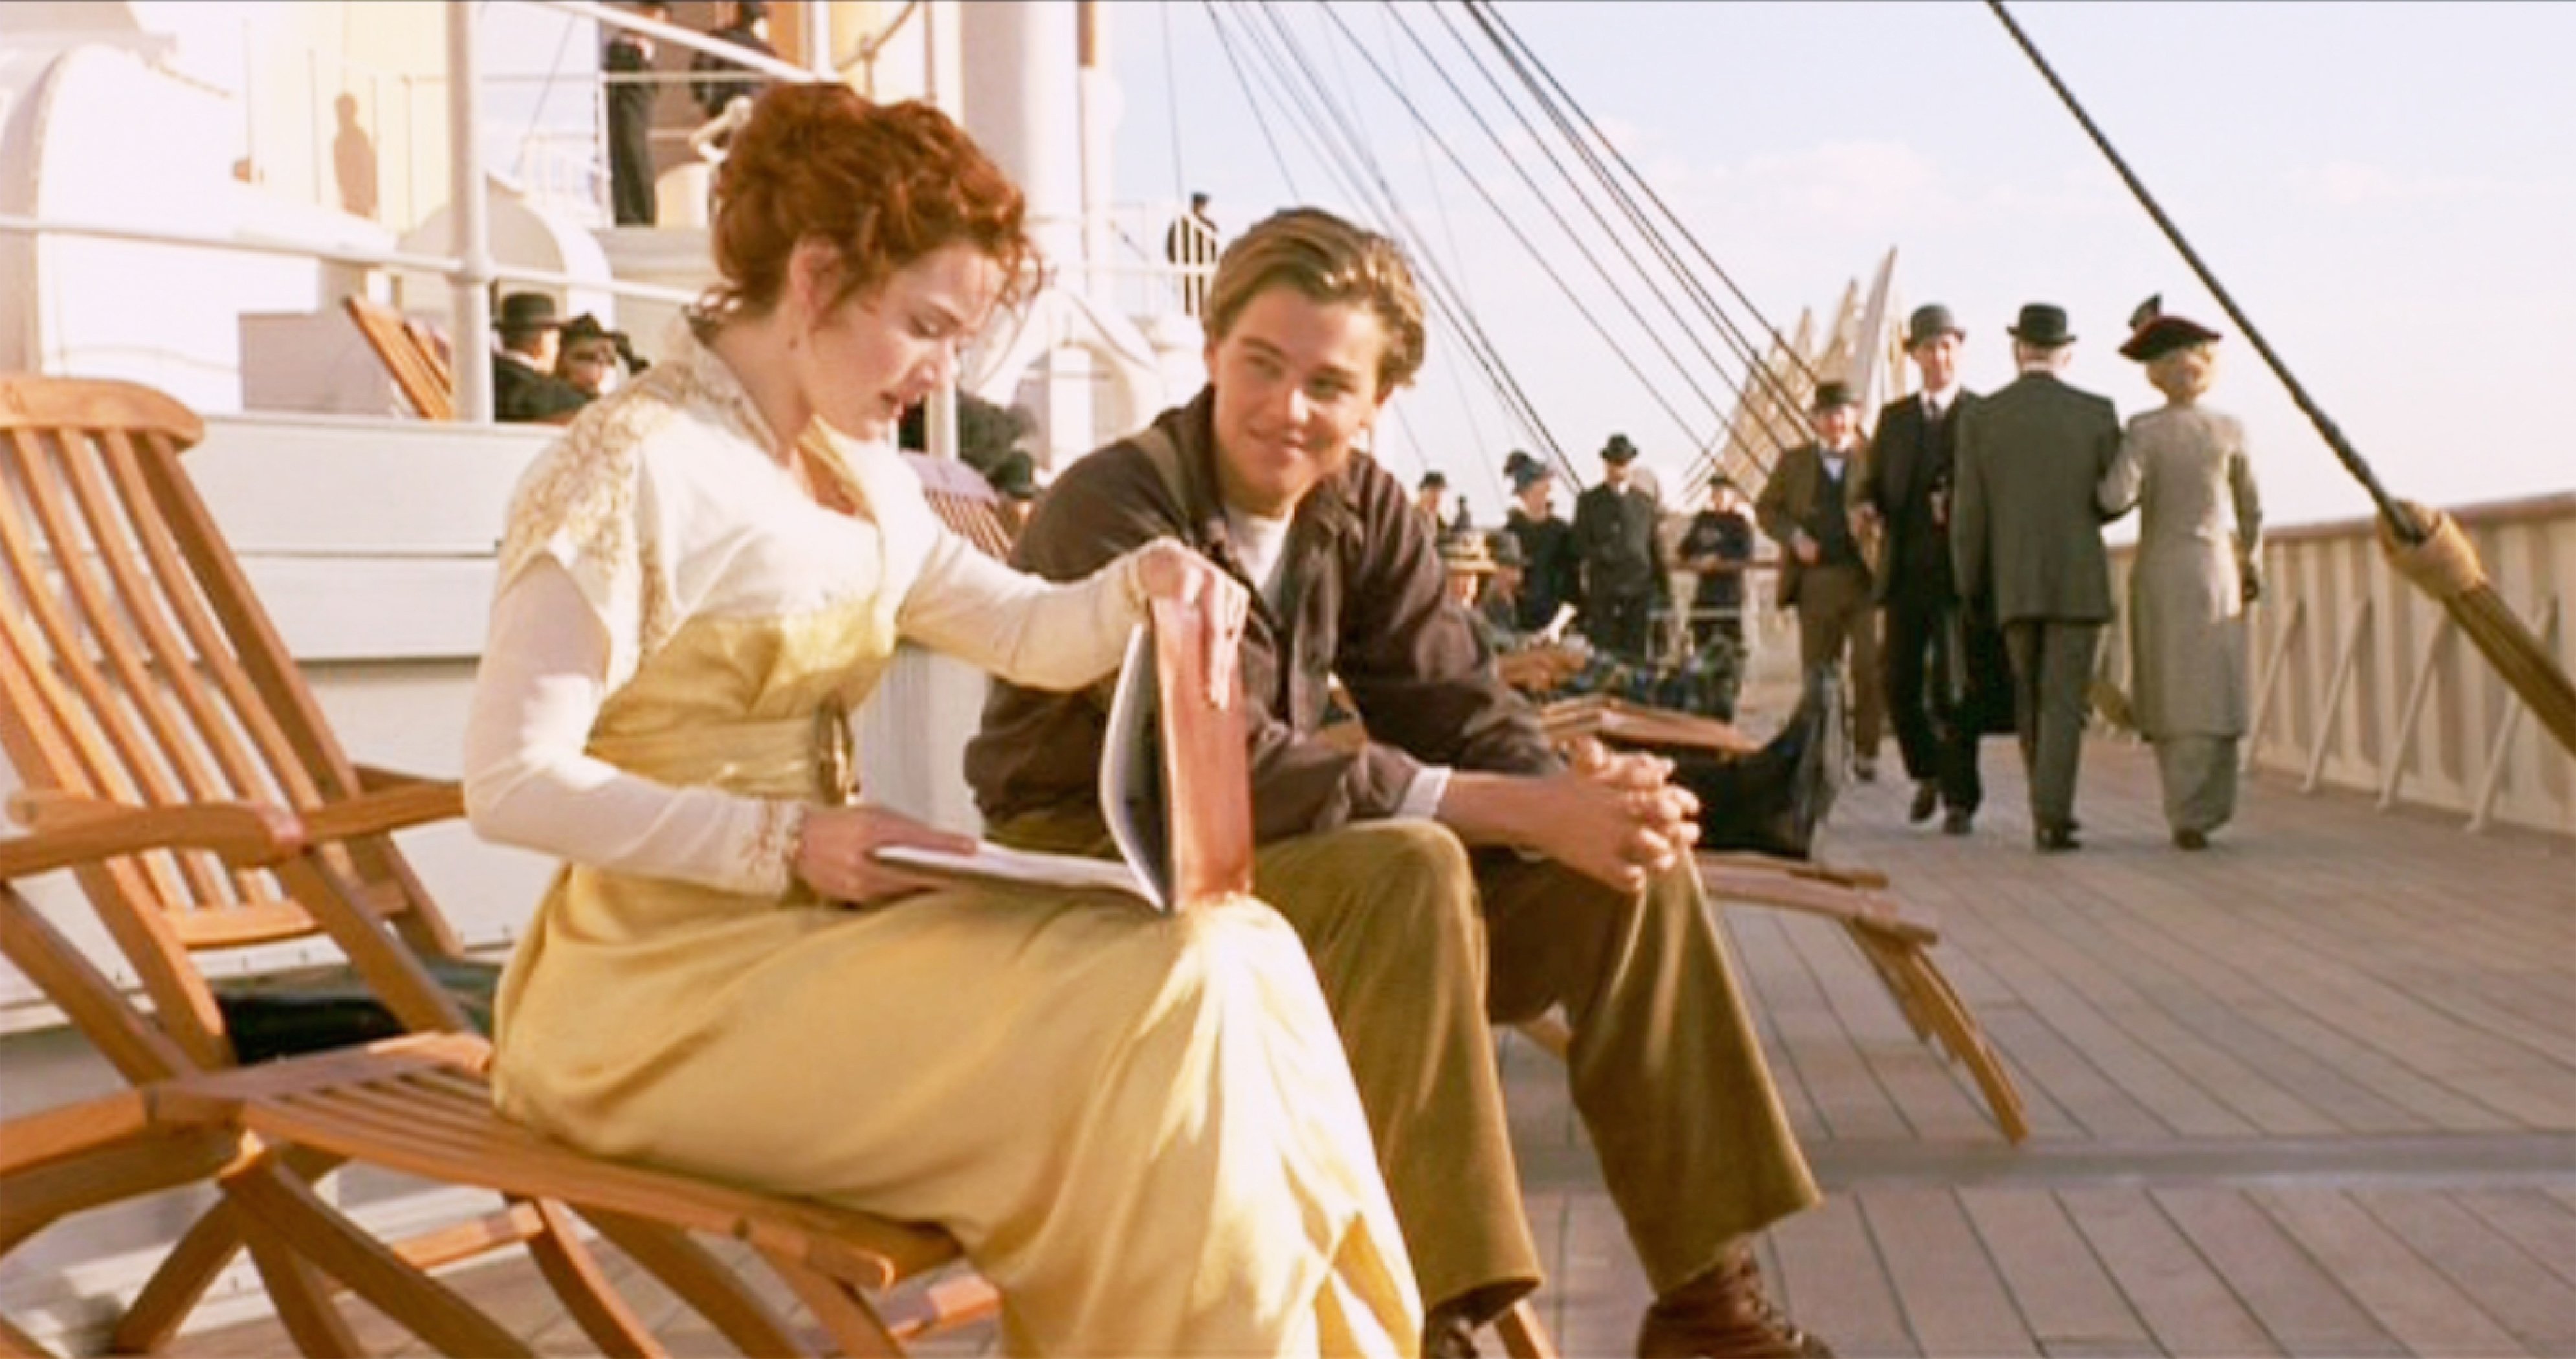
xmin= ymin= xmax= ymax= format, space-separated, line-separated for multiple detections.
xmin=1795 ymin=564 xmax=1884 ymax=757
xmin=993 ymin=812 xmax=1820 ymax=1313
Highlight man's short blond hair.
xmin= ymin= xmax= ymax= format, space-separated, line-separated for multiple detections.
xmin=1205 ymin=208 xmax=1427 ymax=395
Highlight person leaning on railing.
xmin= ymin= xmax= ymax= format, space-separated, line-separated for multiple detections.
xmin=459 ymin=85 xmax=1422 ymax=1356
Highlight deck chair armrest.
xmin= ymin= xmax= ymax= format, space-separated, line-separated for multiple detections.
xmin=1 ymin=793 xmax=303 ymax=876
xmin=1696 ymin=849 xmax=1892 ymax=890
xmin=309 ymin=771 xmax=466 ymax=842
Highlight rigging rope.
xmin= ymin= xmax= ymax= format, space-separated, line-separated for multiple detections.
xmin=1987 ymin=0 xmax=2576 ymax=763
xmin=1160 ymin=4 xmax=1188 ymax=201
xmin=1984 ymin=1 xmax=2417 ymax=541
xmin=1222 ymin=1 xmax=1570 ymax=472
xmin=1198 ymin=0 xmax=1300 ymax=199
xmin=1361 ymin=4 xmax=1743 ymax=449
xmin=1465 ymin=1 xmax=1826 ymax=480
xmin=1380 ymin=3 xmax=1506 ymax=509
xmin=1288 ymin=3 xmax=1712 ymax=480
xmin=1432 ymin=1 xmax=1810 ymax=480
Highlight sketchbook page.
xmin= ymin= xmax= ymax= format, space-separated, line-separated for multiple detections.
xmin=1099 ymin=621 xmax=1172 ymax=912
xmin=872 ymin=841 xmax=1152 ymax=903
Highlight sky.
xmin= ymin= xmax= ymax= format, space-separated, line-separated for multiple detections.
xmin=1107 ymin=1 xmax=2576 ymax=531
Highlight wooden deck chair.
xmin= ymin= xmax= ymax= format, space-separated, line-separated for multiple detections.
xmin=0 ymin=374 xmax=991 ymax=1354
xmin=0 ymin=811 xmax=976 ymax=1358
xmin=897 ymin=449 xmax=1018 ymax=558
xmin=341 ymin=297 xmax=456 ymax=421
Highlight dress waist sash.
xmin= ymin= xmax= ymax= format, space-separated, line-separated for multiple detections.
xmin=584 ymin=695 xmax=857 ymax=804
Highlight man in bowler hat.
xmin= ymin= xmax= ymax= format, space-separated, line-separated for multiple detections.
xmin=1952 ymin=303 xmax=2123 ymax=850
xmin=1756 ymin=381 xmax=1883 ymax=780
xmin=490 ymin=292 xmax=588 ymax=424
xmin=1854 ymin=304 xmax=1990 ymax=832
xmin=1571 ymin=433 xmax=1666 ymax=660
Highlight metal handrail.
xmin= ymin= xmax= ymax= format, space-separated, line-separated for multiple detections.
xmin=0 ymin=214 xmax=700 ymax=307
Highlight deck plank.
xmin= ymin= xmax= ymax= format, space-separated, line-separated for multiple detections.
xmin=2058 ymin=1186 xmax=2282 ymax=1358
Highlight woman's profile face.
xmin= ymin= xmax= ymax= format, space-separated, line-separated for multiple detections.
xmin=801 ymin=241 xmax=1006 ymax=441
xmin=562 ymin=338 xmax=620 ymax=396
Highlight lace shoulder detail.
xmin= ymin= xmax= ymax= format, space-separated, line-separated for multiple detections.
xmin=492 ymin=323 xmax=778 ymax=687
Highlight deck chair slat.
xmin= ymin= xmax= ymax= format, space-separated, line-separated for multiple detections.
xmin=0 ymin=443 xmax=232 ymax=917
xmin=164 ymin=897 xmax=325 ymax=950
xmin=0 ymin=430 xmax=197 ymax=815
xmin=137 ymin=436 xmax=368 ymax=806
xmin=75 ymin=431 xmax=295 ymax=909
xmin=116 ymin=431 xmax=336 ymax=813
xmin=61 ymin=432 xmax=254 ymax=802
xmin=0 ymin=883 xmax=203 ymax=1081
xmin=344 ymin=297 xmax=456 ymax=421
xmin=131 ymin=428 xmax=455 ymax=949
xmin=93 ymin=430 xmax=294 ymax=804
xmin=111 ymin=429 xmax=350 ymax=907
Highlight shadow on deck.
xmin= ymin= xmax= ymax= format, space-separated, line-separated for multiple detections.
xmin=161 ymin=729 xmax=2576 ymax=1358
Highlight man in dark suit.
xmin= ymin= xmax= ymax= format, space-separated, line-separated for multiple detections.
xmin=604 ymin=2 xmax=668 ymax=226
xmin=1855 ymin=304 xmax=1985 ymax=833
xmin=490 ymin=293 xmax=586 ymax=425
xmin=1952 ymin=303 xmax=2122 ymax=851
xmin=1757 ymin=381 xmax=1884 ymax=781
xmin=1571 ymin=433 xmax=1666 ymax=661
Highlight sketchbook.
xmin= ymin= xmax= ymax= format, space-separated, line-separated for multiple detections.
xmin=874 ymin=595 xmax=1253 ymax=912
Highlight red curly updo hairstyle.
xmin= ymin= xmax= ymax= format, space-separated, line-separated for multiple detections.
xmin=705 ymin=84 xmax=1033 ymax=320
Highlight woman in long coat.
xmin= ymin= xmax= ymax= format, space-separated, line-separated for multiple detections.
xmin=2099 ymin=299 xmax=2264 ymax=849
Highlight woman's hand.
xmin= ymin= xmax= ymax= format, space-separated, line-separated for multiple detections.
xmin=1133 ymin=539 xmax=1250 ymax=696
xmin=1134 ymin=539 xmax=1246 ymax=615
xmin=793 ymin=804 xmax=979 ymax=908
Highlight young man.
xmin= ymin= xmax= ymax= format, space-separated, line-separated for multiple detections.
xmin=1853 ymin=304 xmax=1989 ymax=833
xmin=969 ymin=208 xmax=1829 ymax=1359
xmin=1756 ymin=382 xmax=1884 ymax=781
xmin=1953 ymin=303 xmax=2124 ymax=852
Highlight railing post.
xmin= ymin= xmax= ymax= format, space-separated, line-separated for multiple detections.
xmin=2243 ymin=596 xmax=2305 ymax=772
xmin=2378 ymin=612 xmax=2457 ymax=811
xmin=2304 ymin=597 xmax=2373 ymax=793
xmin=2468 ymin=596 xmax=2560 ymax=834
xmin=446 ymin=1 xmax=495 ymax=423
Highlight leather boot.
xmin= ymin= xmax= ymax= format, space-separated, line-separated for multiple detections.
xmin=1635 ymin=1247 xmax=1833 ymax=1358
xmin=1421 ymin=1298 xmax=1482 ymax=1359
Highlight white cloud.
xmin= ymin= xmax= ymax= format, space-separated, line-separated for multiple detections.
xmin=2297 ymin=159 xmax=2548 ymax=206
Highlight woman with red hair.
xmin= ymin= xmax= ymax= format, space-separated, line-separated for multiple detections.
xmin=463 ymin=84 xmax=1418 ymax=1355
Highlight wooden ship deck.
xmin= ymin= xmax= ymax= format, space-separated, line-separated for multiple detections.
xmin=143 ymin=716 xmax=2576 ymax=1359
